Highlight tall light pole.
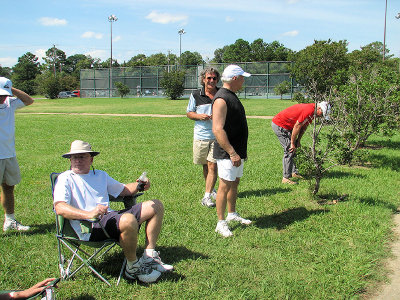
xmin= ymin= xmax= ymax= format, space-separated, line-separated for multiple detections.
xmin=383 ymin=0 xmax=387 ymax=61
xmin=108 ymin=14 xmax=118 ymax=97
xmin=178 ymin=28 xmax=185 ymax=66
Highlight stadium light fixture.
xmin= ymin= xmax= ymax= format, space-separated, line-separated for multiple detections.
xmin=178 ymin=29 xmax=186 ymax=65
xmin=396 ymin=12 xmax=400 ymax=19
xmin=108 ymin=14 xmax=118 ymax=97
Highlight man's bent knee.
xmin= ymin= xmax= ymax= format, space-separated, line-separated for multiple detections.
xmin=119 ymin=213 xmax=139 ymax=232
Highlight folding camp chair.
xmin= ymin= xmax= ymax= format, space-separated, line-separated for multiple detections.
xmin=50 ymin=172 xmax=142 ymax=286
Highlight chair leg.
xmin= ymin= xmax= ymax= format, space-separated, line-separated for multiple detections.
xmin=117 ymin=258 xmax=127 ymax=286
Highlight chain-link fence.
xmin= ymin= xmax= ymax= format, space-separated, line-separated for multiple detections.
xmin=80 ymin=62 xmax=302 ymax=98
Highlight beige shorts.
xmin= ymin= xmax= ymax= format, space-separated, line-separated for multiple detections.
xmin=0 ymin=157 xmax=21 ymax=186
xmin=193 ymin=139 xmax=217 ymax=165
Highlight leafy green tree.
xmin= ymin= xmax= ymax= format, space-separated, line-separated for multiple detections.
xmin=223 ymin=39 xmax=251 ymax=63
xmin=35 ymin=71 xmax=62 ymax=99
xmin=160 ymin=70 xmax=185 ymax=99
xmin=274 ymin=80 xmax=291 ymax=99
xmin=289 ymin=40 xmax=349 ymax=100
xmin=11 ymin=52 xmax=41 ymax=95
xmin=126 ymin=54 xmax=147 ymax=67
xmin=99 ymin=58 xmax=120 ymax=68
xmin=146 ymin=53 xmax=168 ymax=66
xmin=180 ymin=51 xmax=204 ymax=66
xmin=213 ymin=46 xmax=228 ymax=63
xmin=115 ymin=82 xmax=130 ymax=98
xmin=43 ymin=46 xmax=67 ymax=73
xmin=0 ymin=65 xmax=11 ymax=77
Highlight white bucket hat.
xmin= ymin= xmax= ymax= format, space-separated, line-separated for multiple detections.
xmin=62 ymin=140 xmax=100 ymax=158
xmin=318 ymin=101 xmax=331 ymax=120
xmin=222 ymin=65 xmax=251 ymax=79
xmin=0 ymin=77 xmax=12 ymax=96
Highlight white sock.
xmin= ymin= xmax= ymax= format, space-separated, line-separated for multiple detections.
xmin=218 ymin=219 xmax=226 ymax=224
xmin=126 ymin=258 xmax=139 ymax=269
xmin=227 ymin=212 xmax=237 ymax=218
xmin=5 ymin=214 xmax=15 ymax=221
xmin=144 ymin=249 xmax=155 ymax=257
xmin=204 ymin=192 xmax=211 ymax=198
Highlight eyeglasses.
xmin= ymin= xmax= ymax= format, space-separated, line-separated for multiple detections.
xmin=206 ymin=76 xmax=217 ymax=80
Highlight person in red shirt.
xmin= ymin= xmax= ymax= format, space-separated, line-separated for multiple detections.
xmin=271 ymin=102 xmax=330 ymax=184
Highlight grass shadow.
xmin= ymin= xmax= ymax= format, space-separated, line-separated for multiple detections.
xmin=253 ymin=207 xmax=327 ymax=230
xmin=67 ymin=295 xmax=96 ymax=300
xmin=238 ymin=187 xmax=291 ymax=198
xmin=2 ymin=223 xmax=54 ymax=237
xmin=323 ymin=170 xmax=365 ymax=179
xmin=96 ymin=245 xmax=206 ymax=281
xmin=359 ymin=196 xmax=398 ymax=212
xmin=367 ymin=139 xmax=400 ymax=150
xmin=367 ymin=153 xmax=400 ymax=171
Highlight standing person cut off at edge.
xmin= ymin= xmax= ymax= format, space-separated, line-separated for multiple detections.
xmin=271 ymin=101 xmax=331 ymax=184
xmin=186 ymin=67 xmax=220 ymax=208
xmin=212 ymin=65 xmax=252 ymax=238
xmin=0 ymin=77 xmax=34 ymax=232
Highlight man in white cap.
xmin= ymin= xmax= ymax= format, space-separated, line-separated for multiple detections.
xmin=212 ymin=65 xmax=252 ymax=237
xmin=271 ymin=101 xmax=331 ymax=184
xmin=0 ymin=77 xmax=34 ymax=232
xmin=53 ymin=140 xmax=173 ymax=283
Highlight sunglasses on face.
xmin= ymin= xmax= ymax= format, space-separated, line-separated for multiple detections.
xmin=206 ymin=77 xmax=217 ymax=80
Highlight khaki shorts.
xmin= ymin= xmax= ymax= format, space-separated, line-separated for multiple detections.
xmin=0 ymin=157 xmax=21 ymax=186
xmin=193 ymin=139 xmax=217 ymax=165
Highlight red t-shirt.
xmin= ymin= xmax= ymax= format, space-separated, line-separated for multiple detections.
xmin=272 ymin=103 xmax=315 ymax=131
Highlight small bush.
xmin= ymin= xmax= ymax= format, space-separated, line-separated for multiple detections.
xmin=160 ymin=70 xmax=186 ymax=100
xmin=115 ymin=82 xmax=130 ymax=98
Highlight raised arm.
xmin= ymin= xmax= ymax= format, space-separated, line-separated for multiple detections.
xmin=11 ymin=87 xmax=34 ymax=106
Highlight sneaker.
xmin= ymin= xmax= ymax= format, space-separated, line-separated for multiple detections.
xmin=226 ymin=212 xmax=252 ymax=225
xmin=215 ymin=220 xmax=233 ymax=237
xmin=282 ymin=178 xmax=298 ymax=185
xmin=291 ymin=173 xmax=304 ymax=179
xmin=142 ymin=250 xmax=174 ymax=272
xmin=125 ymin=257 xmax=161 ymax=283
xmin=201 ymin=196 xmax=216 ymax=207
xmin=211 ymin=190 xmax=217 ymax=200
xmin=3 ymin=219 xmax=30 ymax=232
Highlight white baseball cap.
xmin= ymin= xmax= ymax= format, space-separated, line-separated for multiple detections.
xmin=222 ymin=65 xmax=251 ymax=79
xmin=0 ymin=77 xmax=12 ymax=96
xmin=318 ymin=101 xmax=331 ymax=120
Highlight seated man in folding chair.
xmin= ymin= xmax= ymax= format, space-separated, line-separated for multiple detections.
xmin=53 ymin=140 xmax=173 ymax=284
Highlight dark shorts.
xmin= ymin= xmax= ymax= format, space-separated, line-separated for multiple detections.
xmin=89 ymin=202 xmax=142 ymax=241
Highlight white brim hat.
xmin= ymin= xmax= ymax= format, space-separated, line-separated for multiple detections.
xmin=318 ymin=101 xmax=331 ymax=120
xmin=222 ymin=65 xmax=251 ymax=79
xmin=0 ymin=77 xmax=12 ymax=96
xmin=62 ymin=140 xmax=100 ymax=158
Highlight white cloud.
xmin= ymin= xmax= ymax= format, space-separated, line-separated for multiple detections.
xmin=113 ymin=36 xmax=121 ymax=42
xmin=283 ymin=30 xmax=299 ymax=37
xmin=287 ymin=0 xmax=299 ymax=4
xmin=81 ymin=31 xmax=103 ymax=39
xmin=39 ymin=17 xmax=67 ymax=26
xmin=0 ymin=57 xmax=17 ymax=68
xmin=145 ymin=11 xmax=188 ymax=24
xmin=225 ymin=16 xmax=234 ymax=22
xmin=34 ymin=49 xmax=47 ymax=62
xmin=85 ymin=50 xmax=107 ymax=60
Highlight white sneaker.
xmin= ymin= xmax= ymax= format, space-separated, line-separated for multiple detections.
xmin=215 ymin=220 xmax=233 ymax=237
xmin=142 ymin=250 xmax=174 ymax=272
xmin=3 ymin=219 xmax=30 ymax=232
xmin=125 ymin=257 xmax=161 ymax=283
xmin=211 ymin=190 xmax=217 ymax=200
xmin=201 ymin=196 xmax=215 ymax=207
xmin=226 ymin=212 xmax=252 ymax=225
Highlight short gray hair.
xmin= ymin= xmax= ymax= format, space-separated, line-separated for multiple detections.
xmin=199 ymin=67 xmax=220 ymax=87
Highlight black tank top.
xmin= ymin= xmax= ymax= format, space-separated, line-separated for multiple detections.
xmin=212 ymin=88 xmax=248 ymax=159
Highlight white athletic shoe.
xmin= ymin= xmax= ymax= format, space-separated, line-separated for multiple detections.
xmin=201 ymin=196 xmax=216 ymax=207
xmin=226 ymin=212 xmax=252 ymax=225
xmin=3 ymin=219 xmax=30 ymax=232
xmin=215 ymin=220 xmax=233 ymax=237
xmin=142 ymin=250 xmax=174 ymax=273
xmin=211 ymin=190 xmax=217 ymax=200
xmin=125 ymin=257 xmax=161 ymax=283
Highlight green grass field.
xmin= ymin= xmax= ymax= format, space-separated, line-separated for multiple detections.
xmin=1 ymin=97 xmax=399 ymax=299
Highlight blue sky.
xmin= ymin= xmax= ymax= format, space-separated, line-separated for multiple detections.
xmin=1 ymin=0 xmax=399 ymax=67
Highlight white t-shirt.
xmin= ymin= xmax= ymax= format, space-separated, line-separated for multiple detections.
xmin=53 ymin=169 xmax=125 ymax=240
xmin=0 ymin=97 xmax=25 ymax=159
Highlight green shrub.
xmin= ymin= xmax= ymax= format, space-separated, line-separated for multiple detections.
xmin=160 ymin=70 xmax=186 ymax=99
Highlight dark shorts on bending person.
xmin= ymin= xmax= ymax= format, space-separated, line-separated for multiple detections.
xmin=89 ymin=202 xmax=142 ymax=241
